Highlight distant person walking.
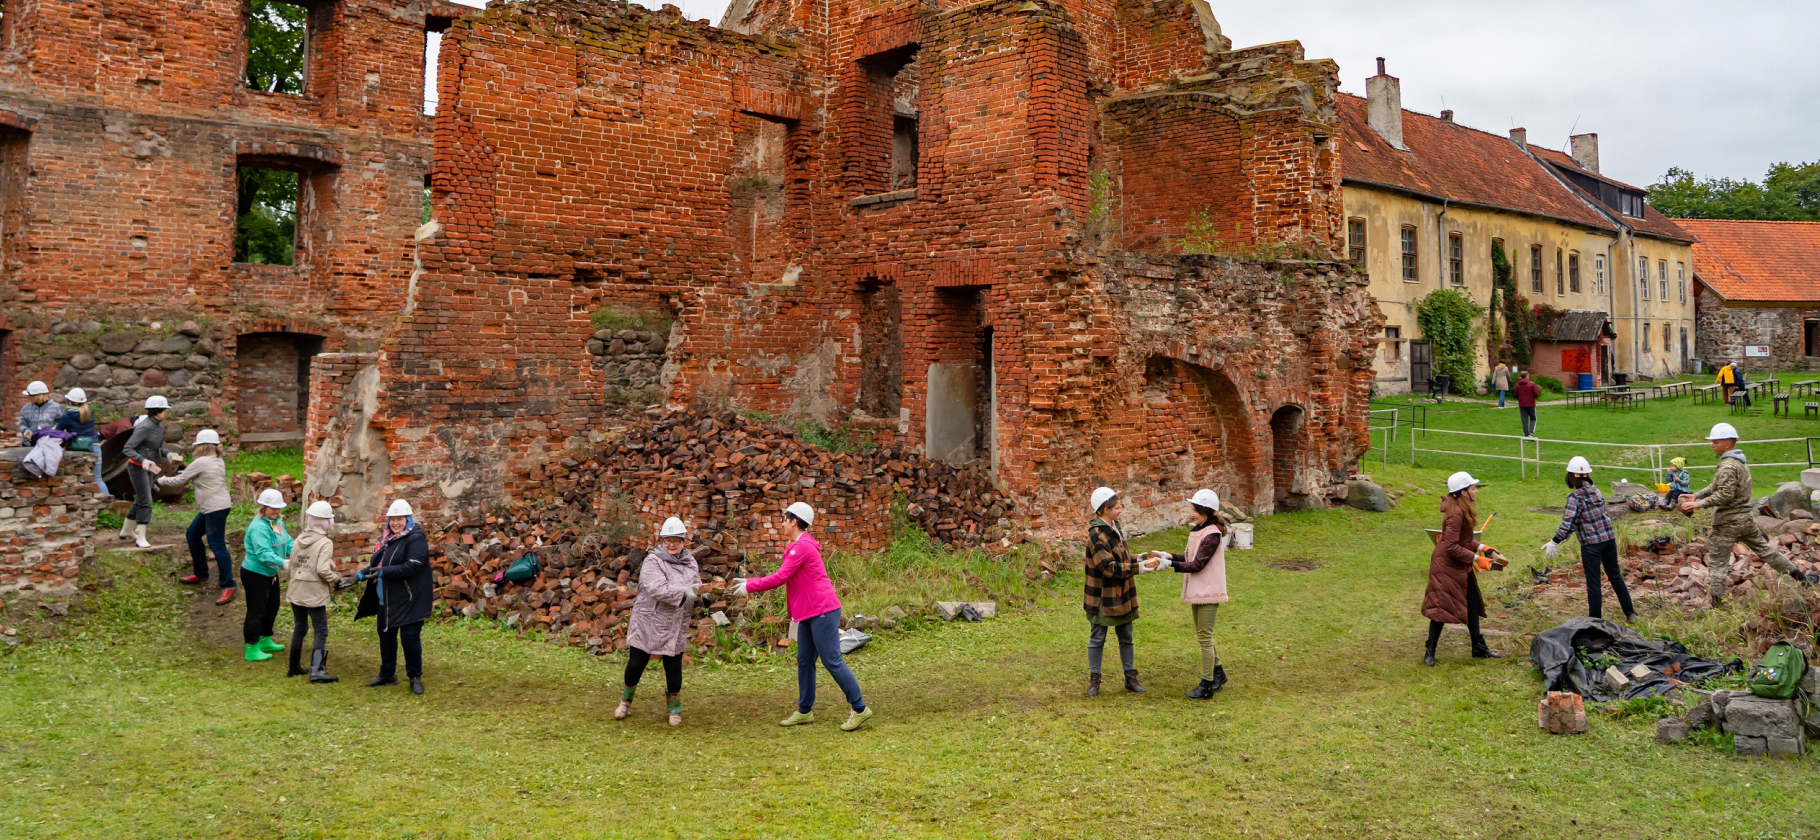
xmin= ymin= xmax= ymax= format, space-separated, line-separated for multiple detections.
xmin=732 ymin=503 xmax=874 ymax=731
xmin=1514 ymin=372 xmax=1540 ymax=438
xmin=1421 ymin=472 xmax=1505 ymax=665
xmin=241 ymin=489 xmax=292 ymax=663
xmin=161 ymin=430 xmax=237 ymax=605
xmin=1542 ymin=456 xmax=1633 ymax=622
xmin=617 ymin=517 xmax=709 ymax=726
xmin=1492 ymin=362 xmax=1510 ymax=409
xmin=1678 ymin=423 xmax=1818 ymax=604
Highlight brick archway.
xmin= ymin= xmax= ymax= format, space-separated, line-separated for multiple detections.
xmin=1139 ymin=356 xmax=1259 ymax=510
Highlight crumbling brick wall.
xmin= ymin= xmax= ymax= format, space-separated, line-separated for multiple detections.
xmin=0 ymin=0 xmax=457 ymax=442
xmin=1 ymin=450 xmax=103 ymax=598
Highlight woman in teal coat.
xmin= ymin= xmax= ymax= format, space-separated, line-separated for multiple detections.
xmin=241 ymin=489 xmax=293 ymax=663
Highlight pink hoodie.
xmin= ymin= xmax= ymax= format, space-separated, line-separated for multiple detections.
xmin=745 ymin=532 xmax=841 ymax=621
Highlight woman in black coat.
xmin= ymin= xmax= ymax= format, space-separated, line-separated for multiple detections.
xmin=355 ymin=499 xmax=434 ymax=695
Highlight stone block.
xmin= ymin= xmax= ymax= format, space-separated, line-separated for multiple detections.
xmin=1721 ymin=694 xmax=1802 ymax=738
xmin=1628 ymin=664 xmax=1651 ymax=680
xmin=710 ymin=610 xmax=730 ymax=627
xmin=1802 ymin=468 xmax=1820 ymax=492
xmin=1767 ymin=735 xmax=1805 ymax=757
xmin=966 ymin=601 xmax=997 ymax=619
xmin=934 ymin=601 xmax=963 ymax=621
xmin=1655 ymin=717 xmax=1689 ymax=742
xmin=1603 ymin=665 xmax=1630 ymax=693
xmin=1734 ymin=735 xmax=1767 ymax=756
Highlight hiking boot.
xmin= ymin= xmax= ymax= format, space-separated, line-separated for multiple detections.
xmin=178 ymin=574 xmax=204 ymax=585
xmin=779 ymin=710 xmax=815 ymax=727
xmin=244 ymin=643 xmax=272 ymax=662
xmin=1185 ymin=680 xmax=1218 ymax=700
xmin=1471 ymin=641 xmax=1504 ymax=659
xmin=257 ymin=636 xmax=284 ymax=653
xmin=365 ymin=675 xmax=398 ymax=688
xmin=840 ymin=706 xmax=873 ymax=732
xmin=1209 ymin=665 xmax=1228 ymax=692
xmin=410 ymin=677 xmax=425 ymax=695
xmin=215 ymin=587 xmax=236 ymax=606
xmin=1423 ymin=640 xmax=1437 ymax=667
xmin=1086 ymin=673 xmax=1101 ymax=697
xmin=1123 ymin=669 xmax=1146 ymax=694
xmin=308 ymin=650 xmax=338 ymax=684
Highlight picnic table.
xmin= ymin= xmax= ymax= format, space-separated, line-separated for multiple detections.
xmin=1650 ymin=381 xmax=1691 ymax=399
xmin=1748 ymin=379 xmax=1777 ymax=399
xmin=1604 ymin=388 xmax=1647 ymax=409
xmin=1794 ymin=379 xmax=1820 ymax=396
xmin=1694 ymin=383 xmax=1723 ymax=404
xmin=1567 ymin=386 xmax=1612 ymax=407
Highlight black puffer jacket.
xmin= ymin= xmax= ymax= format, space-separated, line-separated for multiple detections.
xmin=354 ymin=525 xmax=434 ymax=630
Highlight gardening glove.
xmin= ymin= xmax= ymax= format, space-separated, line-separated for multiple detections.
xmin=730 ymin=579 xmax=748 ymax=597
xmin=1542 ymin=540 xmax=1559 ymax=561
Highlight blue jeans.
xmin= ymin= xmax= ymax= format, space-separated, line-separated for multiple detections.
xmin=1497 ymin=389 xmax=1507 ymax=408
xmin=797 ymin=609 xmax=864 ymax=714
xmin=92 ymin=451 xmax=106 ymax=495
xmin=186 ymin=509 xmax=235 ymax=588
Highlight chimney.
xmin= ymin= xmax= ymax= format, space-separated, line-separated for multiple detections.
xmin=1570 ymin=133 xmax=1600 ymax=173
xmin=1366 ymin=58 xmax=1405 ymax=150
xmin=1440 ymin=109 xmax=1454 ymax=123
xmin=1509 ymin=127 xmax=1527 ymax=150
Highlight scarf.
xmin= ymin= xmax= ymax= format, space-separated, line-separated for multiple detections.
xmin=374 ymin=516 xmax=416 ymax=553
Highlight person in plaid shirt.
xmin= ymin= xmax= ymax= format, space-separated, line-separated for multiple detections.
xmin=1541 ymin=456 xmax=1632 ymax=621
xmin=1083 ymin=487 xmax=1167 ymax=697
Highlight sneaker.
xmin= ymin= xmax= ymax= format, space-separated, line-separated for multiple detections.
xmin=215 ymin=587 xmax=236 ymax=606
xmin=668 ymin=712 xmax=682 ymax=727
xmin=839 ymin=707 xmax=874 ymax=732
xmin=779 ymin=711 xmax=815 ymax=727
xmin=614 ymin=701 xmax=631 ymax=721
xmin=178 ymin=574 xmax=204 ymax=585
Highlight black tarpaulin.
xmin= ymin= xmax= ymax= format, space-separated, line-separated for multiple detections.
xmin=1528 ymin=616 xmax=1737 ymax=702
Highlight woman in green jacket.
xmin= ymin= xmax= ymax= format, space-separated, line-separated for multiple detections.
xmin=241 ymin=489 xmax=293 ymax=663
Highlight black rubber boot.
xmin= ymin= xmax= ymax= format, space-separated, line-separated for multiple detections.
xmin=410 ymin=677 xmax=425 ymax=695
xmin=1209 ymin=664 xmax=1228 ymax=692
xmin=1123 ymin=669 xmax=1146 ymax=694
xmin=1185 ymin=679 xmax=1218 ymax=700
xmin=1471 ymin=640 xmax=1504 ymax=659
xmin=1423 ymin=640 xmax=1437 ymax=667
xmin=309 ymin=649 xmax=338 ymax=684
xmin=1086 ymin=673 xmax=1101 ymax=697
xmin=286 ymin=645 xmax=306 ymax=678
xmin=366 ymin=674 xmax=398 ymax=687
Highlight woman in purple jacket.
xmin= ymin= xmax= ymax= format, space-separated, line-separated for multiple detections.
xmin=733 ymin=502 xmax=873 ymax=732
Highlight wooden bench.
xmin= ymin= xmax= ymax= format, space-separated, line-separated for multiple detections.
xmin=1807 ymin=401 xmax=1818 ymax=420
xmin=1775 ymin=393 xmax=1792 ymax=416
xmin=1694 ymin=384 xmax=1722 ymax=404
xmin=1796 ymin=379 xmax=1820 ymax=396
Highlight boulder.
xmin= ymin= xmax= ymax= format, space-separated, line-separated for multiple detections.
xmin=139 ymin=368 xmax=167 ymax=388
xmin=52 ymin=365 xmax=79 ymax=388
xmin=177 ymin=320 xmax=201 ymax=337
xmin=1767 ymin=481 xmax=1813 ymax=520
xmin=183 ymin=354 xmax=211 ymax=371
xmin=167 ymin=370 xmax=190 ymax=387
xmin=109 ymin=368 xmax=140 ymax=386
xmin=133 ymin=338 xmax=161 ymax=354
xmin=127 ymin=355 xmax=154 ymax=370
xmin=1345 ymin=479 xmax=1391 ymax=512
xmin=155 ymin=354 xmax=186 ymax=371
xmin=155 ymin=336 xmax=192 ymax=354
xmin=77 ymin=367 xmax=111 ymax=388
xmin=68 ymin=353 xmax=97 ymax=371
xmin=97 ymin=331 xmax=138 ymax=354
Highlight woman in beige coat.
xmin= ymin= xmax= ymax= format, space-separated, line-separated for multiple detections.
xmin=286 ymin=500 xmax=344 ymax=683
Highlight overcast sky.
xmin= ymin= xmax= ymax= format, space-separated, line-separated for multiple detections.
xmin=448 ymin=0 xmax=1815 ymax=187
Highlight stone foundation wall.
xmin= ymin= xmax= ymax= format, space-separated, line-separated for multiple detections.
xmin=0 ymin=449 xmax=102 ymax=598
xmin=1694 ymin=285 xmax=1820 ymax=374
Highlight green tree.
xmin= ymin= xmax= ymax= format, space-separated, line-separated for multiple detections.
xmin=234 ymin=168 xmax=298 ymax=265
xmin=1647 ymin=162 xmax=1820 ymax=221
xmin=245 ymin=0 xmax=307 ymax=94
xmin=1412 ymin=288 xmax=1484 ymax=390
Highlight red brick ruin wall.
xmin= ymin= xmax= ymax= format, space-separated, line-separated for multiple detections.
xmin=296 ymin=0 xmax=1378 ymax=544
xmin=0 ymin=0 xmax=450 ymax=443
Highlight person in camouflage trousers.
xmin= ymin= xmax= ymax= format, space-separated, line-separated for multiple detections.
xmin=1678 ymin=422 xmax=1819 ymax=603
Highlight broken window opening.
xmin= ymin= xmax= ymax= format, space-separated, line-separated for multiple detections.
xmin=855 ymin=45 xmax=919 ymax=197
xmin=235 ymin=332 xmax=323 ymax=446
xmin=245 ymin=0 xmax=312 ymax=96
xmin=421 ymin=172 xmax=433 ymax=225
xmin=891 ymin=115 xmax=918 ymax=191
xmin=234 ymin=166 xmax=299 ymax=265
xmin=857 ymin=280 xmax=903 ymax=419
xmin=423 ymin=18 xmax=452 ymax=116
xmin=0 ymin=126 xmax=27 ymax=273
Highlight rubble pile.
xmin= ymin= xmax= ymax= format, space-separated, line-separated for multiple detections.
xmin=425 ymin=410 xmax=1016 ymax=655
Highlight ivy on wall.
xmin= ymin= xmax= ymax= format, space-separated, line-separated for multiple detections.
xmin=1412 ymin=287 xmax=1485 ymax=387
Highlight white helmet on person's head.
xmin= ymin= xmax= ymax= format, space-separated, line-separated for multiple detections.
xmin=23 ymin=380 xmax=48 ymax=396
xmin=1706 ymin=422 xmax=1739 ymax=441
xmin=193 ymin=429 xmax=220 ymax=446
xmin=1090 ymin=486 xmax=1118 ymax=514
xmin=1188 ymin=488 xmax=1221 ymax=510
xmin=660 ymin=517 xmax=688 ymax=538
xmin=1566 ymin=456 xmax=1592 ymax=475
xmin=785 ymin=502 xmax=815 ymax=527
xmin=386 ymin=499 xmax=414 ymax=518
xmin=144 ymin=395 xmax=170 ymax=410
xmin=304 ymin=500 xmax=334 ymax=518
xmin=1446 ymin=471 xmax=1483 ymax=495
xmin=256 ymin=488 xmax=286 ymax=509
xmin=64 ymin=388 xmax=88 ymax=404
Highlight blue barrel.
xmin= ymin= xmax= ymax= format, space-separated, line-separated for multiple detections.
xmin=1577 ymin=373 xmax=1594 ymax=391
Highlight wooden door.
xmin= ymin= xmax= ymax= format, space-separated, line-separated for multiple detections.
xmin=1409 ymin=340 xmax=1432 ymax=394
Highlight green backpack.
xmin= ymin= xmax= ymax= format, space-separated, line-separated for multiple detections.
xmin=1748 ymin=641 xmax=1807 ymax=700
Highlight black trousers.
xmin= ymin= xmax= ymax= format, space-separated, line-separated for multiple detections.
xmin=1581 ymin=539 xmax=1634 ymax=619
xmin=127 ymin=462 xmax=156 ymax=525
xmin=289 ymin=605 xmax=328 ymax=658
xmin=1427 ymin=579 xmax=1487 ymax=648
xmin=378 ymin=622 xmax=424 ymax=679
xmin=241 ymin=569 xmax=281 ymax=644
xmin=1518 ymin=407 xmax=1538 ymax=436
xmin=625 ymin=646 xmax=682 ymax=695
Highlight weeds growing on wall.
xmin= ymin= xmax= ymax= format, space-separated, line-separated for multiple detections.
xmin=1084 ymin=168 xmax=1119 ymax=249
xmin=1412 ymin=288 xmax=1484 ymax=387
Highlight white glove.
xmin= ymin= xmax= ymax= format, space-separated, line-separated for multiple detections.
xmin=730 ymin=579 xmax=748 ymax=597
xmin=1542 ymin=540 xmax=1559 ymax=561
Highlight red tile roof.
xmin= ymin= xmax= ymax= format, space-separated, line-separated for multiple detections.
xmin=1529 ymin=147 xmax=1692 ymax=243
xmin=1337 ymin=93 xmax=1615 ymax=232
xmin=1677 ymin=219 xmax=1820 ymax=303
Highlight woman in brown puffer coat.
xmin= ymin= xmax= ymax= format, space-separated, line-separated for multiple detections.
xmin=1421 ymin=471 xmax=1506 ymax=666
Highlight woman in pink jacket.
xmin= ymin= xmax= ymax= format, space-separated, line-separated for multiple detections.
xmin=1151 ymin=489 xmax=1231 ymax=700
xmin=732 ymin=502 xmax=873 ymax=732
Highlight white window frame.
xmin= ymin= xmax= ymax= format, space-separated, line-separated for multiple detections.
xmin=1595 ymin=254 xmax=1607 ymax=296
xmin=1638 ymin=256 xmax=1650 ymax=301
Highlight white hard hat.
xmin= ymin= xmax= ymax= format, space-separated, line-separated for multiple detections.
xmin=256 ymin=488 xmax=286 ymax=509
xmin=1090 ymin=486 xmax=1118 ymax=513
xmin=144 ymin=395 xmax=170 ymax=410
xmin=659 ymin=517 xmax=688 ymax=537
xmin=1446 ymin=471 xmax=1482 ymax=494
xmin=1188 ymin=488 xmax=1221 ymax=510
xmin=1706 ymin=422 xmax=1739 ymax=441
xmin=305 ymin=500 xmax=334 ymax=518
xmin=1566 ymin=456 xmax=1592 ymax=475
xmin=386 ymin=499 xmax=414 ymax=518
xmin=64 ymin=388 xmax=88 ymax=404
xmin=193 ymin=429 xmax=220 ymax=446
xmin=785 ymin=501 xmax=815 ymax=526
xmin=23 ymin=380 xmax=48 ymax=396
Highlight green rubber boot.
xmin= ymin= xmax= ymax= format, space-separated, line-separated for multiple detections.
xmin=244 ymin=643 xmax=273 ymax=662
xmin=779 ymin=710 xmax=815 ymax=727
xmin=257 ymin=636 xmax=285 ymax=653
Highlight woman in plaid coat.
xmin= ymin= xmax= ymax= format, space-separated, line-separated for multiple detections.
xmin=1540 ymin=456 xmax=1632 ymax=621
xmin=1084 ymin=487 xmax=1167 ymax=696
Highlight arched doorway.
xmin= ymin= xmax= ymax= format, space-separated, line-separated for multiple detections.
xmin=1269 ymin=405 xmax=1306 ymax=508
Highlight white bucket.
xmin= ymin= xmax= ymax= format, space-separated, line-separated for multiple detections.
xmin=1231 ymin=522 xmax=1254 ymax=550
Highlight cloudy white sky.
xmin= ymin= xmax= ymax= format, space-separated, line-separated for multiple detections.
xmin=448 ymin=0 xmax=1816 ymax=187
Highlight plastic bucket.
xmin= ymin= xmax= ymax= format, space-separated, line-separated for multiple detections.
xmin=1577 ymin=372 xmax=1594 ymax=391
xmin=1231 ymin=522 xmax=1254 ymax=550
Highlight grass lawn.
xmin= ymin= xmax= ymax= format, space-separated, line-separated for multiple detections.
xmin=5 ymin=453 xmax=1817 ymax=837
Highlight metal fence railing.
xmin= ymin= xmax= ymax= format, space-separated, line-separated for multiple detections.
xmin=1365 ymin=424 xmax=1820 ymax=484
